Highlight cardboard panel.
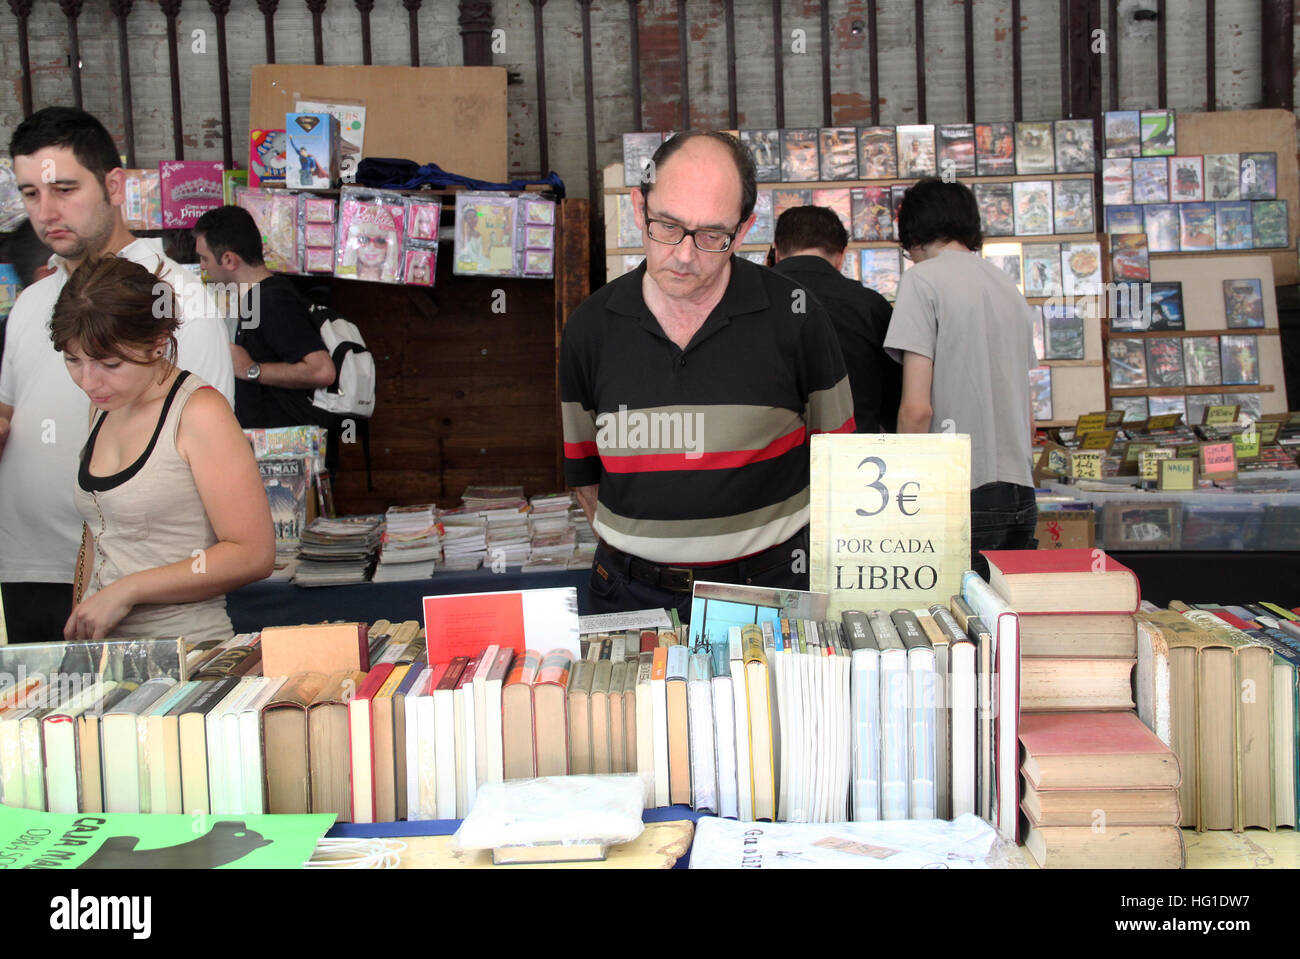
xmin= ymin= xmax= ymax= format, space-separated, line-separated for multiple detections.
xmin=250 ymin=65 xmax=507 ymax=183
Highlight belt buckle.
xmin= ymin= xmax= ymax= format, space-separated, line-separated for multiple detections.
xmin=660 ymin=565 xmax=694 ymax=593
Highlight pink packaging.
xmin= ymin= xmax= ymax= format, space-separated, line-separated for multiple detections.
xmin=335 ymin=189 xmax=406 ymax=283
xmin=159 ymin=161 xmax=224 ymax=229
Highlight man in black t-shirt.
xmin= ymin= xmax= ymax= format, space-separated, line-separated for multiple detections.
xmin=194 ymin=206 xmax=335 ymax=428
xmin=772 ymin=205 xmax=901 ymax=432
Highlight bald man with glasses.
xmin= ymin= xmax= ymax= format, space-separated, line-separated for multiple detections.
xmin=560 ymin=132 xmax=856 ymax=621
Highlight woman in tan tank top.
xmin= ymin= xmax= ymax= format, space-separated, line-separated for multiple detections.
xmin=49 ymin=256 xmax=274 ymax=643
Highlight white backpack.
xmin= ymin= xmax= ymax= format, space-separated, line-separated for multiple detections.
xmin=309 ymin=305 xmax=376 ymax=419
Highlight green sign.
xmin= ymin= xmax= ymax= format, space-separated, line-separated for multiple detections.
xmin=0 ymin=801 xmax=333 ymax=869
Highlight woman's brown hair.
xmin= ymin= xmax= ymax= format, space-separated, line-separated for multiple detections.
xmin=49 ymin=255 xmax=180 ymax=365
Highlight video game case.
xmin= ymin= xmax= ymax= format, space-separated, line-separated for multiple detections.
xmin=1014 ymin=121 xmax=1055 ymax=175
xmin=851 ymin=187 xmax=893 ymax=241
xmin=740 ymin=129 xmax=782 ymax=183
xmin=781 ymin=129 xmax=820 ymax=182
xmin=819 ymin=127 xmax=859 ymax=181
xmin=1240 ymin=152 xmax=1277 ymax=200
xmin=1052 ymin=179 xmax=1095 ymax=234
xmin=1215 ymin=201 xmax=1253 ymax=251
xmin=1251 ymin=199 xmax=1289 ymax=248
xmin=896 ymin=125 xmax=937 ymax=178
xmin=1104 ymin=111 xmax=1141 ymax=158
xmin=1013 ymin=180 xmax=1053 ymax=236
xmin=622 ymin=132 xmax=663 ymax=187
xmin=1139 ymin=109 xmax=1175 ymax=157
xmin=1053 ymin=119 xmax=1096 ymax=173
xmin=974 ymin=183 xmax=1015 ymax=237
xmin=1145 ymin=337 xmax=1185 ymax=388
xmin=936 ymin=123 xmax=976 ymax=178
xmin=1178 ymin=202 xmax=1215 ymax=251
xmin=1143 ymin=204 xmax=1180 ymax=252
xmin=858 ymin=127 xmax=899 ymax=179
xmin=975 ymin=122 xmax=1016 ymax=176
xmin=1109 ymin=338 xmax=1149 ymax=388
xmin=1132 ymin=157 xmax=1170 ymax=204
xmin=1102 ymin=158 xmax=1133 ymax=205
xmin=1204 ymin=153 xmax=1240 ymax=201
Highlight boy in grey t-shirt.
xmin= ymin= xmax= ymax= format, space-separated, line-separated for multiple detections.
xmin=884 ymin=177 xmax=1038 ymax=578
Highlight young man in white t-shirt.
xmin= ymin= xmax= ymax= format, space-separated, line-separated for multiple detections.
xmin=883 ymin=177 xmax=1039 ymax=579
xmin=0 ymin=107 xmax=235 ymax=642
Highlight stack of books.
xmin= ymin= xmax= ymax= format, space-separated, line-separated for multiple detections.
xmin=1138 ymin=602 xmax=1300 ymax=832
xmin=373 ymin=504 xmax=440 ymax=582
xmin=293 ymin=515 xmax=384 ymax=586
xmin=523 ymin=492 xmax=578 ymax=571
xmin=438 ymin=507 xmax=487 ymax=570
xmin=982 ymin=548 xmax=1183 ymax=867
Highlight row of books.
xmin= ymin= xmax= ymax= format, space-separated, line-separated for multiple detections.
xmin=622 ymin=119 xmax=1102 ymax=186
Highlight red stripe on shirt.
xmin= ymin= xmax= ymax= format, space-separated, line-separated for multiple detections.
xmin=599 ymin=425 xmax=808 ymax=473
xmin=564 ymin=440 xmax=599 ymax=459
xmin=812 ymin=415 xmax=856 ymax=435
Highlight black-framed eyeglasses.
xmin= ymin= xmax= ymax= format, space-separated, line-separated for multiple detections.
xmin=646 ymin=217 xmax=739 ymax=253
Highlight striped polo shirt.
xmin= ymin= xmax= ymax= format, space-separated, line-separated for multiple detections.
xmin=561 ymin=256 xmax=855 ymax=565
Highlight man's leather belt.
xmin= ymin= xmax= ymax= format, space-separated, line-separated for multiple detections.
xmin=598 ymin=539 xmax=794 ymax=593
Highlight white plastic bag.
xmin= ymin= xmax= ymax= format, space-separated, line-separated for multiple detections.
xmin=453 ymin=775 xmax=645 ymax=852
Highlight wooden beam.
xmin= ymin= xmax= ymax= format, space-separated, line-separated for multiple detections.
xmin=160 ymin=0 xmax=186 ymax=158
xmin=110 ymin=0 xmax=136 ymax=166
xmin=1261 ymin=0 xmax=1293 ymax=110
xmin=915 ymin=0 xmax=926 ymax=123
xmin=404 ymin=0 xmax=421 ymax=66
xmin=628 ymin=0 xmax=643 ymax=130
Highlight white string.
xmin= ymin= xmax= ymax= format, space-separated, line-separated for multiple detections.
xmin=305 ymin=837 xmax=407 ymax=869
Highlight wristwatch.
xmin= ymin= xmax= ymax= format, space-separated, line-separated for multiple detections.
xmin=246 ymin=363 xmax=262 ymax=381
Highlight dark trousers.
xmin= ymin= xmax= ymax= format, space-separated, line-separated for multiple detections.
xmin=970 ymin=482 xmax=1038 ymax=581
xmin=1 ymin=582 xmax=74 ymax=644
xmin=588 ymin=528 xmax=811 ymax=625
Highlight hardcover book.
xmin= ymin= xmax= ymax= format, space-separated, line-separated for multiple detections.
xmin=857 ymin=126 xmax=899 ymax=179
xmin=1014 ymin=121 xmax=1055 ymax=174
xmin=975 ymin=121 xmax=1016 ymax=175
xmin=781 ymin=128 xmax=820 ymax=181
xmin=740 ymin=129 xmax=781 ymax=182
xmin=1053 ymin=119 xmax=1096 ymax=173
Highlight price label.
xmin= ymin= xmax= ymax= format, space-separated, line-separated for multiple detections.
xmin=1233 ymin=429 xmax=1261 ymax=460
xmin=1145 ymin=413 xmax=1184 ymax=431
xmin=1070 ymin=450 xmax=1104 ymax=479
xmin=1125 ymin=442 xmax=1157 ymax=463
xmin=1139 ymin=448 xmax=1176 ymax=482
xmin=1200 ymin=441 xmax=1238 ymax=477
xmin=1158 ymin=457 xmax=1197 ymax=491
xmin=1257 ymin=421 xmax=1281 ymax=445
xmin=1081 ymin=430 xmax=1118 ymax=451
xmin=1203 ymin=404 xmax=1240 ymax=427
xmin=811 ymin=434 xmax=971 ymax=620
xmin=1075 ymin=412 xmax=1110 ymax=436
xmin=1104 ymin=410 xmax=1127 ymax=428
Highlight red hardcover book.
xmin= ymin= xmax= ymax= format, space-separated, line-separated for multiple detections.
xmin=1202 ymin=609 xmax=1256 ymax=632
xmin=347 ymin=663 xmax=395 ymax=824
xmin=639 ymin=629 xmax=659 ymax=653
xmin=1019 ymin=711 xmax=1181 ymax=789
xmin=982 ymin=548 xmax=1140 ymax=615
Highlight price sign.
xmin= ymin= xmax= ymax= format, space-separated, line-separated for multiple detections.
xmin=1080 ymin=430 xmax=1118 ymax=451
xmin=1203 ymin=404 xmax=1240 ymax=427
xmin=1200 ymin=441 xmax=1238 ymax=478
xmin=1139 ymin=448 xmax=1176 ymax=482
xmin=1104 ymin=410 xmax=1127 ymax=428
xmin=1125 ymin=442 xmax=1157 ymax=464
xmin=1075 ymin=412 xmax=1110 ymax=436
xmin=811 ymin=434 xmax=971 ymax=619
xmin=1145 ymin=413 xmax=1184 ymax=431
xmin=1257 ymin=421 xmax=1282 ymax=445
xmin=1158 ymin=458 xmax=1197 ymax=491
xmin=1233 ymin=428 xmax=1261 ymax=460
xmin=1070 ymin=450 xmax=1104 ymax=479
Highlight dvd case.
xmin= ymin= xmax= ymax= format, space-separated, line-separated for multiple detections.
xmin=1139 ymin=110 xmax=1176 ymax=156
xmin=1013 ymin=180 xmax=1053 ymax=236
xmin=811 ymin=188 xmax=852 ymax=233
xmin=1030 ymin=367 xmax=1053 ymax=421
xmin=1223 ymin=278 xmax=1266 ymax=328
xmin=1053 ymin=119 xmax=1096 ymax=173
xmin=819 ymin=127 xmax=859 ymax=180
xmin=1146 ymin=282 xmax=1185 ymax=331
xmin=1109 ymin=338 xmax=1148 ymax=388
xmin=1043 ymin=302 xmax=1084 ymax=360
xmin=858 ymin=127 xmax=899 ymax=179
xmin=1052 ymin=178 xmax=1095 ymax=234
xmin=741 ymin=129 xmax=782 ymax=183
xmin=1251 ymin=199 xmax=1288 ymax=248
xmin=974 ymin=183 xmax=1015 ymax=237
xmin=1178 ymin=202 xmax=1216 ymax=251
xmin=1109 ymin=233 xmax=1150 ymax=282
xmin=896 ymin=125 xmax=937 ymax=178
xmin=1061 ymin=241 xmax=1102 ymax=296
xmin=1240 ymin=152 xmax=1277 ymax=200
xmin=748 ymin=190 xmax=775 ymax=245
xmin=936 ymin=123 xmax=976 ymax=178
xmin=622 ymin=132 xmax=663 ymax=187
xmin=1143 ymin=204 xmax=1180 ymax=253
xmin=1022 ymin=243 xmax=1063 ymax=298
xmin=1169 ymin=156 xmax=1204 ymax=202
xmin=1104 ymin=111 xmax=1141 ymax=158
xmin=1145 ymin=337 xmax=1185 ymax=388
xmin=1102 ymin=158 xmax=1133 ymax=205
xmin=1182 ymin=336 xmax=1222 ymax=387
xmin=975 ymin=122 xmax=1016 ymax=176
xmin=781 ymin=129 xmax=820 ymax=182
xmin=1014 ymin=122 xmax=1055 ymax=174
xmin=1131 ymin=157 xmax=1170 ymax=204
xmin=983 ymin=242 xmax=1024 ymax=290
xmin=860 ymin=248 xmax=901 ymax=301
xmin=1203 ymin=153 xmax=1240 ymax=201
xmin=1105 ymin=205 xmax=1145 ymax=235
xmin=1215 ymin=201 xmax=1253 ymax=251
xmin=851 ymin=187 xmax=893 ymax=241
xmin=1220 ymin=335 xmax=1260 ymax=385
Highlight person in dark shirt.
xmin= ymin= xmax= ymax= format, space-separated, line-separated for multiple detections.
xmin=193 ymin=205 xmax=335 ymax=429
xmin=771 ymin=205 xmax=901 ymax=432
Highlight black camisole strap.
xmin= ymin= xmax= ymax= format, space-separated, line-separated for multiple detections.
xmin=79 ymin=371 xmax=191 ymax=493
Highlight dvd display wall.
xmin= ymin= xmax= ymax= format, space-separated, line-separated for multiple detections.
xmin=605 ymin=120 xmax=1112 ymax=427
